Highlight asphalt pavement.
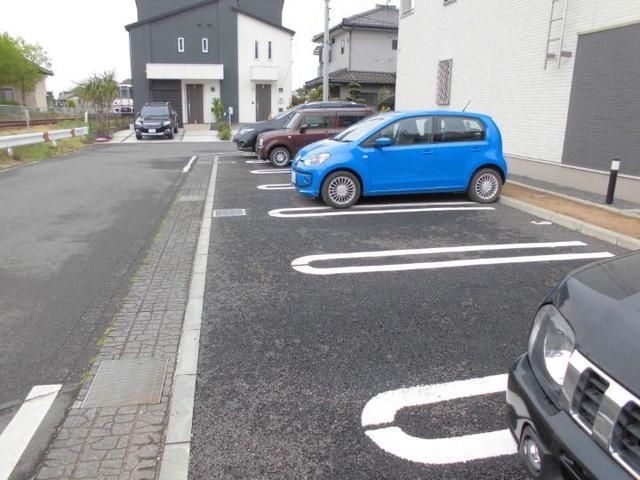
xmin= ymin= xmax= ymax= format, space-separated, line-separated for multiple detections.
xmin=190 ymin=156 xmax=625 ymax=479
xmin=0 ymin=143 xmax=229 ymax=408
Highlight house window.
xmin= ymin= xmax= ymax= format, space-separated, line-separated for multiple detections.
xmin=254 ymin=41 xmax=259 ymax=59
xmin=392 ymin=39 xmax=398 ymax=50
xmin=202 ymin=37 xmax=208 ymax=53
xmin=1 ymin=87 xmax=14 ymax=102
xmin=341 ymin=39 xmax=345 ymax=55
xmin=401 ymin=0 xmax=415 ymax=16
xmin=268 ymin=41 xmax=272 ymax=60
xmin=436 ymin=59 xmax=453 ymax=105
xmin=178 ymin=36 xmax=185 ymax=53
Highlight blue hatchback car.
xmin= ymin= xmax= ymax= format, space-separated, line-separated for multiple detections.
xmin=290 ymin=111 xmax=508 ymax=208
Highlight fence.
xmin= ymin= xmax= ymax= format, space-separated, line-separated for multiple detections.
xmin=0 ymin=127 xmax=89 ymax=153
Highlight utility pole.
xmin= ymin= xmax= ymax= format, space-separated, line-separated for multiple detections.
xmin=322 ymin=0 xmax=330 ymax=101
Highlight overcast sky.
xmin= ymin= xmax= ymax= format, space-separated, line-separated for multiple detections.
xmin=2 ymin=0 xmax=396 ymax=96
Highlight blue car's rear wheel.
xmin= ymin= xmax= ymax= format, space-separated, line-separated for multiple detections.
xmin=468 ymin=168 xmax=502 ymax=203
xmin=321 ymin=171 xmax=361 ymax=209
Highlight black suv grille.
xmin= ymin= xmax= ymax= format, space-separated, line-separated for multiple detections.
xmin=572 ymin=369 xmax=609 ymax=429
xmin=612 ymin=403 xmax=640 ymax=475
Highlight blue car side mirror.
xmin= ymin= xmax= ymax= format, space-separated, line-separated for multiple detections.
xmin=374 ymin=137 xmax=393 ymax=148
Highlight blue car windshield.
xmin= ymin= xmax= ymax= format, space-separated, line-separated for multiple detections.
xmin=333 ymin=115 xmax=392 ymax=142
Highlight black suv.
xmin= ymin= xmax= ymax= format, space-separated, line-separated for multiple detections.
xmin=233 ymin=101 xmax=366 ymax=153
xmin=507 ymin=250 xmax=640 ymax=480
xmin=134 ymin=102 xmax=179 ymax=140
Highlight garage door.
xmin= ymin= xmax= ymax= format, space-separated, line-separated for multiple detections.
xmin=150 ymin=80 xmax=183 ymax=127
xmin=563 ymin=22 xmax=640 ymax=176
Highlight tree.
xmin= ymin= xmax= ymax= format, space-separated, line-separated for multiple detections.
xmin=346 ymin=81 xmax=365 ymax=104
xmin=76 ymin=71 xmax=119 ymax=137
xmin=13 ymin=36 xmax=52 ymax=69
xmin=0 ymin=33 xmax=51 ymax=105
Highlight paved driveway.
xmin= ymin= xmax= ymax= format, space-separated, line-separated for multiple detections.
xmin=189 ymin=156 xmax=624 ymax=479
xmin=0 ymin=143 xmax=225 ymax=407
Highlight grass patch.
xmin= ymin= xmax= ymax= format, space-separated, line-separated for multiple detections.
xmin=0 ymin=136 xmax=90 ymax=171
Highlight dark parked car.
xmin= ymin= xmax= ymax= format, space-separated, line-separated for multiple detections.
xmin=257 ymin=106 xmax=375 ymax=167
xmin=507 ymin=250 xmax=640 ymax=480
xmin=232 ymin=101 xmax=366 ymax=153
xmin=134 ymin=102 xmax=179 ymax=140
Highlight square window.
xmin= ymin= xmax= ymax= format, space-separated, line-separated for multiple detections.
xmin=178 ymin=36 xmax=185 ymax=53
xmin=436 ymin=59 xmax=453 ymax=105
xmin=401 ymin=0 xmax=415 ymax=16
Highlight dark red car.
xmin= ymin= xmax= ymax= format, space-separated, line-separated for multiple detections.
xmin=257 ymin=107 xmax=375 ymax=167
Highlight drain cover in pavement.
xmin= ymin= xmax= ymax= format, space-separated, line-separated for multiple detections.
xmin=82 ymin=357 xmax=169 ymax=408
xmin=213 ymin=209 xmax=246 ymax=217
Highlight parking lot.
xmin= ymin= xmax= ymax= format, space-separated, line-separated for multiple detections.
xmin=189 ymin=153 xmax=623 ymax=479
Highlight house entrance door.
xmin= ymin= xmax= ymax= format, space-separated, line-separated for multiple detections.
xmin=255 ymin=84 xmax=271 ymax=121
xmin=186 ymin=84 xmax=204 ymax=124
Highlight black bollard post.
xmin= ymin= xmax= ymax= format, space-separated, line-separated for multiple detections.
xmin=605 ymin=159 xmax=620 ymax=205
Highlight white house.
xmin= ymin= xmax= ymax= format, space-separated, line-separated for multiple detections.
xmin=237 ymin=11 xmax=293 ymax=123
xmin=395 ymin=0 xmax=640 ymax=200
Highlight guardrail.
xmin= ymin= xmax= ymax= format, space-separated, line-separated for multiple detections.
xmin=0 ymin=127 xmax=89 ymax=153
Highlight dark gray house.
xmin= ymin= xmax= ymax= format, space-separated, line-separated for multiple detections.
xmin=305 ymin=4 xmax=398 ymax=107
xmin=126 ymin=0 xmax=294 ymax=125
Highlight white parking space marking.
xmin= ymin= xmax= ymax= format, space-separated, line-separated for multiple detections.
xmin=361 ymin=375 xmax=517 ymax=465
xmin=182 ymin=156 xmax=197 ymax=173
xmin=0 ymin=384 xmax=62 ymax=479
xmin=291 ymin=241 xmax=614 ymax=275
xmin=531 ymin=220 xmax=553 ymax=225
xmin=246 ymin=159 xmax=270 ymax=164
xmin=250 ymin=169 xmax=291 ymax=175
xmin=257 ymin=184 xmax=295 ymax=191
xmin=269 ymin=202 xmax=494 ymax=218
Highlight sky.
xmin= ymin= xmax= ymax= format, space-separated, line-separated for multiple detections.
xmin=2 ymin=0 xmax=396 ymax=96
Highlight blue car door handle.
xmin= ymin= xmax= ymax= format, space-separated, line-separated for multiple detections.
xmin=421 ymin=150 xmax=435 ymax=156
xmin=470 ymin=146 xmax=482 ymax=152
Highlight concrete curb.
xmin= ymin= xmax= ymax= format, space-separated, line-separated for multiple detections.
xmin=500 ymin=196 xmax=640 ymax=251
xmin=158 ymin=155 xmax=218 ymax=480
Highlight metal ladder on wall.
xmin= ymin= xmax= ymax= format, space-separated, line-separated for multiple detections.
xmin=544 ymin=0 xmax=573 ymax=69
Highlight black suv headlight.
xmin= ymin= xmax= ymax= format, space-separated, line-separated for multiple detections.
xmin=528 ymin=304 xmax=575 ymax=407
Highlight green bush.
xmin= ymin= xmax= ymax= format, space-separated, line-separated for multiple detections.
xmin=212 ymin=98 xmax=225 ymax=123
xmin=216 ymin=122 xmax=231 ymax=141
xmin=0 ymin=96 xmax=20 ymax=106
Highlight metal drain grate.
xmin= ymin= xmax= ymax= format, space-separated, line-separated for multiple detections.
xmin=178 ymin=195 xmax=205 ymax=202
xmin=213 ymin=209 xmax=246 ymax=217
xmin=82 ymin=357 xmax=169 ymax=408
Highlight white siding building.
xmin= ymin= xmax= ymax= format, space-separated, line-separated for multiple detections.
xmin=237 ymin=12 xmax=293 ymax=123
xmin=396 ymin=0 xmax=640 ymax=200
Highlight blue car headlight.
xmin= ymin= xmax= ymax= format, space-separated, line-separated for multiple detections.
xmin=528 ymin=304 xmax=575 ymax=407
xmin=303 ymin=153 xmax=330 ymax=167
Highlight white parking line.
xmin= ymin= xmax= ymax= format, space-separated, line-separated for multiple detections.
xmin=250 ymin=169 xmax=291 ymax=175
xmin=182 ymin=156 xmax=197 ymax=173
xmin=246 ymin=159 xmax=270 ymax=164
xmin=0 ymin=384 xmax=62 ymax=479
xmin=291 ymin=241 xmax=614 ymax=275
xmin=361 ymin=375 xmax=516 ymax=465
xmin=257 ymin=184 xmax=295 ymax=190
xmin=269 ymin=202 xmax=494 ymax=218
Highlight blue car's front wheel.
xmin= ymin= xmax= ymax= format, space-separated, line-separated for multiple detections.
xmin=321 ymin=170 xmax=361 ymax=209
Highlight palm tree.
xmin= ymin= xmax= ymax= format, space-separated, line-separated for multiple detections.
xmin=76 ymin=71 xmax=118 ymax=137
